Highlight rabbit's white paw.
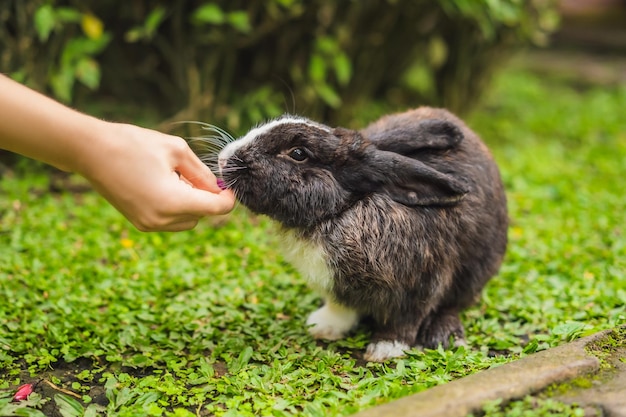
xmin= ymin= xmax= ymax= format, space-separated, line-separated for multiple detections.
xmin=307 ymin=301 xmax=358 ymax=341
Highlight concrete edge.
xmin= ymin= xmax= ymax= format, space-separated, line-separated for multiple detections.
xmin=350 ymin=330 xmax=614 ymax=417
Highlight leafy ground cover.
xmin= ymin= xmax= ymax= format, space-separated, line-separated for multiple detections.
xmin=1 ymin=63 xmax=625 ymax=416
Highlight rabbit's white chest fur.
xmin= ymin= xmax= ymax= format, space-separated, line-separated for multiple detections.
xmin=280 ymin=229 xmax=360 ymax=342
xmin=280 ymin=230 xmax=333 ymax=297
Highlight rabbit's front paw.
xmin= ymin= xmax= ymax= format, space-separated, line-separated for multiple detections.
xmin=307 ymin=301 xmax=358 ymax=341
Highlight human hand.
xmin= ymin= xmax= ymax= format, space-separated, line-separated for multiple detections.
xmin=0 ymin=75 xmax=233 ymax=231
xmin=79 ymin=122 xmax=235 ymax=232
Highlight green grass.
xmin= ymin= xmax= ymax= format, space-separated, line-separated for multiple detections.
xmin=1 ymin=65 xmax=625 ymax=416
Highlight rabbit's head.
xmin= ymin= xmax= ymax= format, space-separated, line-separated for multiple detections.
xmin=218 ymin=115 xmax=468 ymax=228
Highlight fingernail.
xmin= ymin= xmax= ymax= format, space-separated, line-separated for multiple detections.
xmin=217 ymin=178 xmax=226 ymax=190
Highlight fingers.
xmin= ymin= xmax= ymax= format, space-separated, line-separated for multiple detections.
xmin=134 ymin=190 xmax=235 ymax=232
xmin=180 ymin=187 xmax=236 ymax=216
xmin=167 ymin=136 xmax=236 ymax=215
xmin=172 ymin=138 xmax=223 ymax=193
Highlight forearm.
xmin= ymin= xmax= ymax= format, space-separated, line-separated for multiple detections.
xmin=0 ymin=74 xmax=106 ymax=173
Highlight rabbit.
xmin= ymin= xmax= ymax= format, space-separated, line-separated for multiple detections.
xmin=216 ymin=107 xmax=508 ymax=362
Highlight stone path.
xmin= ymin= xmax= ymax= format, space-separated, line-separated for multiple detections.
xmin=352 ymin=326 xmax=625 ymax=417
xmin=557 ymin=339 xmax=626 ymax=417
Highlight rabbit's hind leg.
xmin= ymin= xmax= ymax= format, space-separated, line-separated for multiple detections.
xmin=364 ymin=318 xmax=421 ymax=362
xmin=416 ymin=307 xmax=466 ymax=349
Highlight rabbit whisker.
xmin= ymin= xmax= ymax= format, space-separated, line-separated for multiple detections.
xmin=189 ymin=135 xmax=231 ymax=147
xmin=174 ymin=120 xmax=235 ymax=140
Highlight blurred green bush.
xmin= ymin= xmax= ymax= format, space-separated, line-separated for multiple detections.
xmin=0 ymin=0 xmax=559 ymax=131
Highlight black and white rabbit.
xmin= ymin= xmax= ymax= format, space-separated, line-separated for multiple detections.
xmin=217 ymin=107 xmax=508 ymax=362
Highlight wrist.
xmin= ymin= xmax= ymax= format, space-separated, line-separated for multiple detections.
xmin=69 ymin=119 xmax=123 ymax=180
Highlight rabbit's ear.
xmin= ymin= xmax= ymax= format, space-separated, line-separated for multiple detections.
xmin=355 ymin=119 xmax=467 ymax=206
xmin=370 ymin=119 xmax=463 ymax=154
xmin=367 ymin=149 xmax=468 ymax=206
xmin=335 ymin=121 xmax=468 ymax=206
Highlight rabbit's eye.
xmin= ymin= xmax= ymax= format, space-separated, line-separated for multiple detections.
xmin=288 ymin=147 xmax=308 ymax=162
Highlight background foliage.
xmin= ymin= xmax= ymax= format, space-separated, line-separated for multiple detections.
xmin=1 ymin=0 xmax=559 ymax=132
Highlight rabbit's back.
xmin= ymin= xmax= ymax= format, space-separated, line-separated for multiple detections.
xmin=321 ymin=107 xmax=509 ymax=317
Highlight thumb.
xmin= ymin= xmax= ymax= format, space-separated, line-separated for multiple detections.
xmin=180 ymin=186 xmax=236 ymax=216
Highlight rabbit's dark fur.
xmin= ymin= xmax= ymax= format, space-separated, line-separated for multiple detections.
xmin=218 ymin=107 xmax=508 ymax=361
